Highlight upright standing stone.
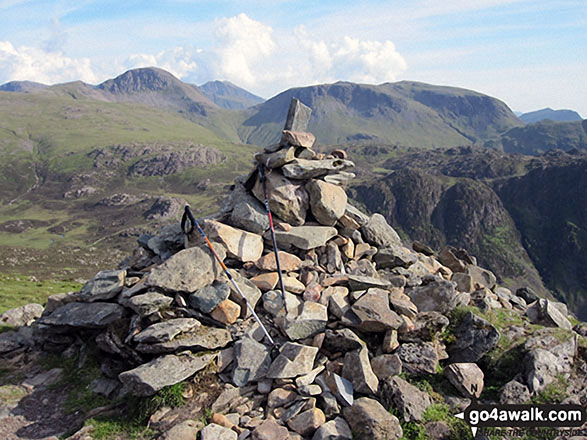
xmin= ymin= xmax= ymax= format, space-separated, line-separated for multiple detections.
xmin=284 ymin=98 xmax=312 ymax=132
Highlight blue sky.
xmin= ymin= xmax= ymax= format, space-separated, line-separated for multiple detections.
xmin=0 ymin=0 xmax=585 ymax=116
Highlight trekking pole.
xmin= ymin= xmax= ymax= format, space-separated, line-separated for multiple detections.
xmin=181 ymin=205 xmax=276 ymax=346
xmin=257 ymin=164 xmax=289 ymax=315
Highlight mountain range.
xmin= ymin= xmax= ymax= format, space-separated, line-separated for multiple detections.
xmin=0 ymin=66 xmax=586 ymax=318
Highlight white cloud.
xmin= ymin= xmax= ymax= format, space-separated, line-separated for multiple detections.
xmin=212 ymin=13 xmax=276 ymax=87
xmin=124 ymin=46 xmax=200 ymax=79
xmin=0 ymin=40 xmax=98 ymax=84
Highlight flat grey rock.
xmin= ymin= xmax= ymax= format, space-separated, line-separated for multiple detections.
xmin=40 ymin=302 xmax=125 ymax=328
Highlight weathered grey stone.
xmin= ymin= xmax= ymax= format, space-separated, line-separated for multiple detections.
xmin=526 ymin=298 xmax=572 ymax=329
xmin=252 ymin=418 xmax=290 ymax=440
xmin=347 ymin=274 xmax=391 ymax=290
xmin=444 ymin=363 xmax=484 ymax=398
xmin=351 ymin=289 xmax=403 ymax=333
xmin=282 ymin=158 xmax=355 ymax=180
xmin=379 ymin=376 xmax=432 ymax=422
xmin=119 ymin=352 xmax=216 ymax=396
xmin=375 ymin=247 xmax=417 ymax=269
xmin=200 ymin=423 xmax=237 ymax=440
xmin=371 ymin=354 xmax=402 ymax=381
xmin=451 ymin=273 xmax=475 ymax=293
xmin=400 ymin=312 xmax=449 ymax=342
xmin=408 ymin=280 xmax=458 ymax=314
xmin=159 ymin=420 xmax=202 ymax=440
xmin=268 ymin=342 xmax=318 ymax=378
xmin=284 ymin=98 xmax=312 ymax=132
xmin=447 ymin=312 xmax=500 ymax=363
xmin=147 ymin=244 xmax=225 ymax=293
xmin=312 ymin=416 xmax=352 ymax=440
xmin=288 ymin=408 xmax=326 ymax=436
xmin=201 ymin=220 xmax=264 ymax=262
xmin=231 ymin=198 xmax=269 ymax=234
xmin=274 ymin=225 xmax=337 ymax=250
xmin=0 ymin=329 xmax=29 ymax=353
xmin=323 ymin=371 xmax=354 ymax=408
xmin=499 ymin=380 xmax=531 ymax=404
xmin=252 ymin=171 xmax=309 ymax=226
xmin=79 ymin=269 xmax=126 ymax=302
xmin=1 ymin=303 xmax=43 ymax=327
xmin=322 ymin=328 xmax=365 ymax=353
xmin=256 ymin=146 xmax=296 ymax=168
xmin=323 ymin=172 xmax=355 ymax=186
xmin=230 ymin=276 xmax=262 ymax=318
xmin=466 ymin=265 xmax=497 ymax=290
xmin=189 ymin=281 xmax=231 ymax=313
xmin=342 ymin=348 xmax=379 ymax=395
xmin=127 ymin=292 xmax=173 ymax=316
xmin=516 ymin=286 xmax=539 ymax=304
xmin=282 ymin=130 xmax=315 ymax=148
xmin=388 ymin=290 xmax=418 ymax=319
xmin=40 ymin=302 xmax=125 ymax=328
xmin=396 ymin=342 xmax=439 ymax=375
xmin=232 ymin=337 xmax=272 ymax=386
xmin=362 ymin=214 xmax=402 ymax=248
xmin=135 ymin=325 xmax=232 ymax=353
xmin=134 ymin=318 xmax=200 ymax=343
xmin=284 ymin=301 xmax=328 ymax=340
xmin=91 ymin=377 xmax=120 ymax=398
xmin=523 ymin=329 xmax=577 ymax=393
xmin=306 ymin=179 xmax=347 ymax=226
xmin=343 ymin=397 xmax=403 ymax=440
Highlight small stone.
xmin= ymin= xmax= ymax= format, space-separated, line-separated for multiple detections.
xmin=361 ymin=214 xmax=402 ymax=248
xmin=447 ymin=312 xmax=500 ymax=363
xmin=202 ymin=220 xmax=264 ymax=262
xmin=268 ymin=387 xmax=298 ymax=408
xmin=284 ymin=301 xmax=328 ymax=340
xmin=251 ymin=273 xmax=279 ymax=291
xmin=324 ymin=371 xmax=354 ymax=407
xmin=283 ymin=277 xmax=305 ymax=294
xmin=0 ymin=303 xmax=44 ymax=326
xmin=284 ymin=98 xmax=312 ymax=132
xmin=287 ymin=408 xmax=326 ymax=436
xmin=306 ymin=180 xmax=347 ymax=226
xmin=500 ymin=380 xmax=531 ymax=404
xmin=159 ymin=420 xmax=202 ymax=440
xmin=134 ymin=318 xmax=200 ymax=343
xmin=383 ymin=329 xmax=400 ymax=353
xmin=274 ymin=226 xmax=338 ymax=250
xmin=351 ymin=289 xmax=403 ymax=333
xmin=347 ymin=275 xmax=391 ymax=290
xmin=379 ymin=376 xmax=432 ymax=422
xmin=396 ymin=342 xmax=439 ymax=376
xmin=451 ymin=273 xmax=475 ymax=293
xmin=282 ymin=130 xmax=316 ymax=148
xmin=230 ymin=276 xmax=262 ymax=318
xmin=211 ymin=299 xmax=242 ymax=325
xmin=408 ymin=280 xmax=458 ymax=314
xmin=371 ymin=354 xmax=402 ymax=380
xmin=231 ymin=198 xmax=270 ymax=234
xmin=282 ymin=159 xmax=355 ymax=180
xmin=257 ymin=146 xmax=296 ymax=168
xmin=40 ymin=302 xmax=125 ymax=328
xmin=256 ymin=251 xmax=302 ymax=272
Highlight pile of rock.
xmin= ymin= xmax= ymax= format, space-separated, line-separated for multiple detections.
xmin=2 ymin=99 xmax=585 ymax=440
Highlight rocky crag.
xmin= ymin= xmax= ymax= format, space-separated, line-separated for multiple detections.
xmin=1 ymin=100 xmax=586 ymax=440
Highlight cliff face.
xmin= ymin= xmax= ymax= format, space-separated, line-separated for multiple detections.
xmin=350 ymin=148 xmax=587 ymax=318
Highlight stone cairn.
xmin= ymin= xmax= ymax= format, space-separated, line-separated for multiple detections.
xmin=2 ymin=99 xmax=585 ymax=440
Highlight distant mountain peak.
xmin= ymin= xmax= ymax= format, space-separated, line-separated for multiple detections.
xmin=199 ymin=80 xmax=264 ymax=110
xmin=97 ymin=67 xmax=182 ymax=94
xmin=519 ymin=108 xmax=582 ymax=124
xmin=0 ymin=80 xmax=48 ymax=93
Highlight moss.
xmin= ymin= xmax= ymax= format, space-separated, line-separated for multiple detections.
xmin=84 ymin=417 xmax=155 ymax=440
xmin=531 ymin=375 xmax=569 ymax=404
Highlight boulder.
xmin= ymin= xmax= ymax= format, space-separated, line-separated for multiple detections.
xmin=232 ymin=337 xmax=272 ymax=386
xmin=230 ymin=198 xmax=269 ymax=234
xmin=444 ymin=363 xmax=484 ymax=398
xmin=267 ymin=342 xmax=318 ymax=378
xmin=79 ymin=269 xmax=126 ymax=302
xmin=351 ymin=289 xmax=403 ymax=333
xmin=0 ymin=303 xmax=44 ymax=326
xmin=147 ymin=244 xmax=226 ymax=293
xmin=201 ymin=220 xmax=264 ymax=262
xmin=274 ymin=226 xmax=337 ymax=250
xmin=407 ymin=280 xmax=458 ymax=314
xmin=282 ymin=158 xmax=355 ymax=180
xmin=135 ymin=326 xmax=232 ymax=353
xmin=362 ymin=214 xmax=402 ymax=248
xmin=189 ymin=281 xmax=231 ymax=313
xmin=119 ymin=352 xmax=216 ymax=396
xmin=306 ymin=179 xmax=347 ymax=226
xmin=447 ymin=312 xmax=500 ymax=363
xmin=134 ymin=318 xmax=200 ymax=343
xmin=40 ymin=302 xmax=125 ymax=328
xmin=379 ymin=376 xmax=432 ymax=422
xmin=312 ymin=416 xmax=352 ymax=440
xmin=396 ymin=342 xmax=439 ymax=375
xmin=342 ymin=347 xmax=379 ymax=395
xmin=252 ymin=171 xmax=309 ymax=226
xmin=526 ymin=298 xmax=572 ymax=329
xmin=284 ymin=301 xmax=328 ymax=340
xmin=343 ymin=397 xmax=403 ymax=440
xmin=127 ymin=292 xmax=173 ymax=317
